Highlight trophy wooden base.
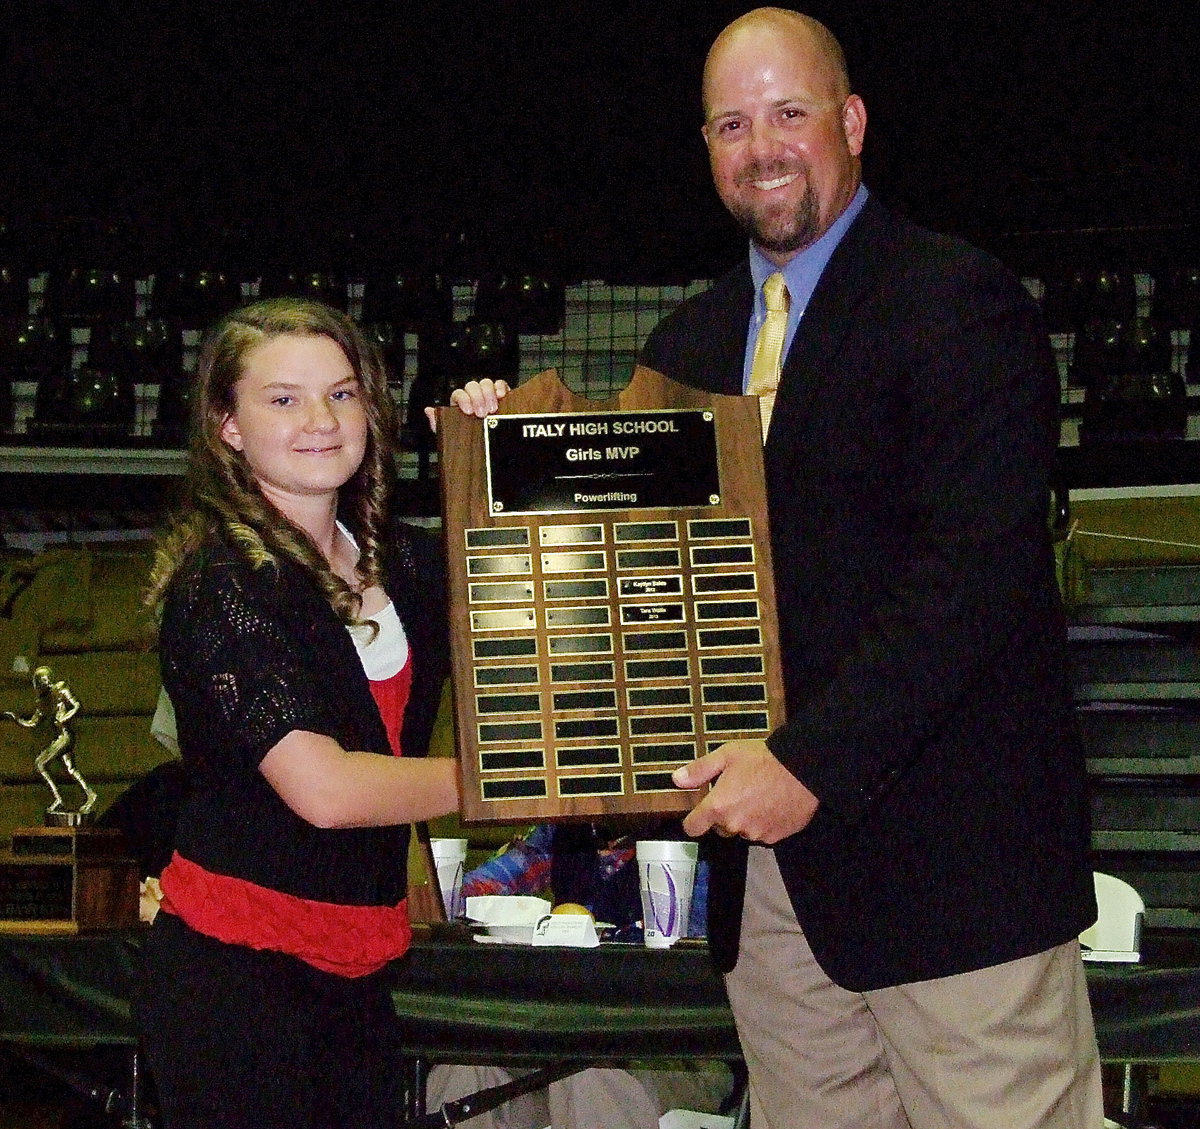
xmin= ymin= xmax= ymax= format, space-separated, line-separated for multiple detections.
xmin=0 ymin=825 xmax=140 ymax=934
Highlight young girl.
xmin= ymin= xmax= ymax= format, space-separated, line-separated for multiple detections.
xmin=134 ymin=297 xmax=503 ymax=1128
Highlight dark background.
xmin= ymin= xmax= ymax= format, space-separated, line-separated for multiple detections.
xmin=2 ymin=0 xmax=1197 ymax=281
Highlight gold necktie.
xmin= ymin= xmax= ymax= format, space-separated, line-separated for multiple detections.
xmin=747 ymin=272 xmax=790 ymax=439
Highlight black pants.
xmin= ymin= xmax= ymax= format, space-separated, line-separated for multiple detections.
xmin=133 ymin=912 xmax=404 ymax=1129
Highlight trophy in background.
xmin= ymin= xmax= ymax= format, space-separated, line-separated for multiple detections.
xmin=6 ymin=666 xmax=97 ymax=825
xmin=0 ymin=665 xmax=139 ymax=932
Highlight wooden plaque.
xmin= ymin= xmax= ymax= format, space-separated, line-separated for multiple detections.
xmin=437 ymin=368 xmax=786 ymax=824
xmin=0 ymin=826 xmax=140 ymax=934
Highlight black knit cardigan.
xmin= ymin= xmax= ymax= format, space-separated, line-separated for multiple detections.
xmin=159 ymin=517 xmax=449 ymax=907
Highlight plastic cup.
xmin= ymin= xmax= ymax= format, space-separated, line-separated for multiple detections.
xmin=636 ymin=840 xmax=699 ymax=948
xmin=430 ymin=837 xmax=468 ymax=919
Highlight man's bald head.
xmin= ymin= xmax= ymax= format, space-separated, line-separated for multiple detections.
xmin=703 ymin=8 xmax=851 ymax=119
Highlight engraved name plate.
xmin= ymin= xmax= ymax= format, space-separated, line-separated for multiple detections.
xmin=486 ymin=411 xmax=720 ymax=515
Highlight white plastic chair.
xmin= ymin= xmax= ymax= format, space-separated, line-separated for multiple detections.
xmin=1081 ymin=871 xmax=1145 ymax=1126
xmin=1080 ymin=871 xmax=1144 ymax=963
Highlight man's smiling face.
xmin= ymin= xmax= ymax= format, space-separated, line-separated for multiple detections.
xmin=702 ymin=14 xmax=865 ymax=266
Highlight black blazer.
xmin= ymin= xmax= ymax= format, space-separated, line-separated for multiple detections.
xmin=641 ymin=196 xmax=1095 ymax=990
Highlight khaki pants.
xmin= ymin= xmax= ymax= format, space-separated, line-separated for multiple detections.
xmin=724 ymin=846 xmax=1104 ymax=1129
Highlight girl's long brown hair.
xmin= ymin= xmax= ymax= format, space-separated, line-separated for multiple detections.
xmin=146 ymin=297 xmax=396 ymax=627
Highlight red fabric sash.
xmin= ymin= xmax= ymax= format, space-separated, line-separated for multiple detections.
xmin=159 ymin=852 xmax=411 ymax=977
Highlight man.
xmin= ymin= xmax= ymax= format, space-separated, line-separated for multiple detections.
xmin=641 ymin=9 xmax=1102 ymax=1128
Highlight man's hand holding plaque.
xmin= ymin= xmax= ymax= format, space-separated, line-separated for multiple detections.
xmin=673 ymin=740 xmax=819 ymax=844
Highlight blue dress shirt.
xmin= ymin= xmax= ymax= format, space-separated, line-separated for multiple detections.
xmin=743 ymin=184 xmax=870 ymax=389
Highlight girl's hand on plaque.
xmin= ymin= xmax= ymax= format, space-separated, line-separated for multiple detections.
xmin=426 ymin=379 xmax=511 ymax=431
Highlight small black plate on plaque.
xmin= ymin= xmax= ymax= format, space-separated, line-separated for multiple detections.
xmin=485 ymin=410 xmax=720 ymax=514
xmin=0 ymin=863 xmax=73 ymax=920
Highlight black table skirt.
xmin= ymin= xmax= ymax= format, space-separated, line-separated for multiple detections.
xmin=0 ymin=927 xmax=1197 ymax=1066
xmin=389 ymin=933 xmax=741 ymax=1065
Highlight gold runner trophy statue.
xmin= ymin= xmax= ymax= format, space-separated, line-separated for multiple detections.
xmin=0 ymin=664 xmax=138 ymax=931
xmin=5 ymin=666 xmax=98 ymax=826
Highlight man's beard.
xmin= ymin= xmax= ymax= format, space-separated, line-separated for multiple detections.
xmin=727 ymin=167 xmax=821 ymax=258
